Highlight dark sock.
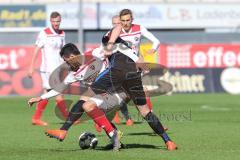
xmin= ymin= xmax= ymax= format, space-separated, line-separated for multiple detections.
xmin=144 ymin=111 xmax=171 ymax=143
xmin=120 ymin=102 xmax=131 ymax=120
xmin=60 ymin=100 xmax=85 ymax=131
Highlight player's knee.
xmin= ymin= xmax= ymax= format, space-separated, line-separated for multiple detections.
xmin=55 ymin=95 xmax=64 ymax=101
xmin=82 ymin=101 xmax=96 ymax=112
xmin=144 ymin=87 xmax=150 ymax=97
xmin=137 ymin=105 xmax=151 ymax=117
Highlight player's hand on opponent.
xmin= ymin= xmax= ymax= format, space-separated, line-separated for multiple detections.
xmin=28 ymin=97 xmax=42 ymax=107
xmin=103 ymin=43 xmax=114 ymax=58
xmin=146 ymin=49 xmax=156 ymax=55
xmin=103 ymin=50 xmax=112 ymax=58
xmin=136 ymin=57 xmax=149 ymax=74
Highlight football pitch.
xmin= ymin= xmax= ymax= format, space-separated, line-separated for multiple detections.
xmin=0 ymin=94 xmax=239 ymax=160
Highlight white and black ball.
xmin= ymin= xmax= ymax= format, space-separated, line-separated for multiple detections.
xmin=78 ymin=132 xmax=98 ymax=149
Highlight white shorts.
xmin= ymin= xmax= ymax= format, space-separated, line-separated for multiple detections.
xmin=40 ymin=67 xmax=65 ymax=90
xmin=40 ymin=72 xmax=51 ymax=90
xmin=89 ymin=92 xmax=127 ymax=111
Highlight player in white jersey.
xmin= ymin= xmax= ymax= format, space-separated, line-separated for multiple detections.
xmin=28 ymin=43 xmax=141 ymax=151
xmin=118 ymin=9 xmax=161 ymax=112
xmin=119 ymin=9 xmax=160 ymax=56
xmin=103 ymin=11 xmax=161 ymax=127
xmin=98 ymin=19 xmax=176 ymax=150
xmin=93 ymin=15 xmax=134 ymax=130
xmin=104 ymin=10 xmax=160 ymax=112
xmin=113 ymin=15 xmax=134 ymax=126
xmin=28 ymin=12 xmax=68 ymax=126
xmin=28 ymin=43 xmax=139 ymax=113
xmin=28 ymin=42 xmax=177 ymax=151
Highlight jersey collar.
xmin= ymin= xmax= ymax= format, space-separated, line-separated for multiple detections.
xmin=49 ymin=26 xmax=60 ymax=35
xmin=122 ymin=27 xmax=132 ymax=34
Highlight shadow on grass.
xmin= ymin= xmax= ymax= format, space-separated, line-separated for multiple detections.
xmin=96 ymin=131 xmax=172 ymax=138
xmin=41 ymin=148 xmax=80 ymax=152
xmin=56 ymin=121 xmax=144 ymax=125
xmin=37 ymin=142 xmax=166 ymax=152
xmin=126 ymin=132 xmax=172 ymax=136
xmin=124 ymin=143 xmax=165 ymax=150
xmin=126 ymin=132 xmax=157 ymax=136
xmin=96 ymin=143 xmax=165 ymax=151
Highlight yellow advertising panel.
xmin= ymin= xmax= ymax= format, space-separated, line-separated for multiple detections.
xmin=140 ymin=43 xmax=158 ymax=63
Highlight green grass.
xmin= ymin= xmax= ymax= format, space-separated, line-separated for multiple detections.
xmin=0 ymin=94 xmax=240 ymax=160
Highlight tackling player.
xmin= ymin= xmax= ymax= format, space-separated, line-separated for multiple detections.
xmin=28 ymin=43 xmax=128 ymax=151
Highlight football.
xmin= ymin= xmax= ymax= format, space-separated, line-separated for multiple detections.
xmin=78 ymin=132 xmax=98 ymax=149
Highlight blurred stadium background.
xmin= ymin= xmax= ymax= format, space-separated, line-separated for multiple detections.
xmin=1 ymin=0 xmax=240 ymax=96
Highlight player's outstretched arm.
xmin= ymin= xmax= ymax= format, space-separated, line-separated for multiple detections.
xmin=141 ymin=26 xmax=160 ymax=55
xmin=28 ymin=88 xmax=62 ymax=107
xmin=28 ymin=71 xmax=77 ymax=107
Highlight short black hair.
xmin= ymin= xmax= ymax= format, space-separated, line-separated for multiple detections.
xmin=60 ymin=43 xmax=81 ymax=57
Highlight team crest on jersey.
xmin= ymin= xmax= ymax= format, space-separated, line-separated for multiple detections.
xmin=89 ymin=65 xmax=95 ymax=70
xmin=84 ymin=72 xmax=99 ymax=83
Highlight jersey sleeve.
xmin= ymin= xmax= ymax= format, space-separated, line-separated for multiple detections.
xmin=92 ymin=47 xmax=105 ymax=60
xmin=140 ymin=25 xmax=160 ymax=51
xmin=40 ymin=89 xmax=60 ymax=99
xmin=40 ymin=72 xmax=77 ymax=99
xmin=35 ymin=30 xmax=46 ymax=48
